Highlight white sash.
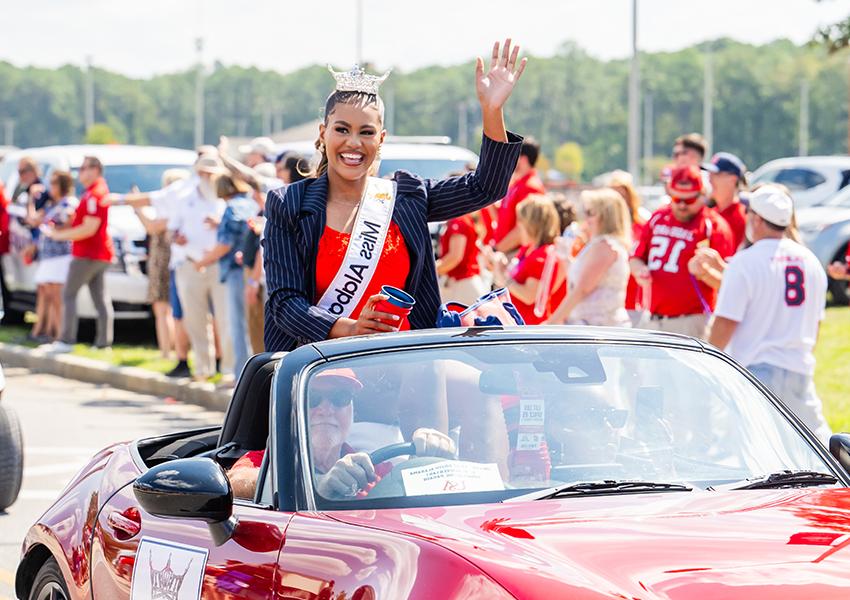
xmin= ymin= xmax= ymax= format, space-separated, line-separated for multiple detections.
xmin=317 ymin=177 xmax=397 ymax=318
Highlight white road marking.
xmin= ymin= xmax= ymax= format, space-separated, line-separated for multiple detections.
xmin=23 ymin=462 xmax=86 ymax=477
xmin=19 ymin=490 xmax=64 ymax=500
xmin=25 ymin=446 xmax=99 ymax=455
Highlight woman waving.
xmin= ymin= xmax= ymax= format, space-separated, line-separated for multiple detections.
xmin=264 ymin=40 xmax=527 ymax=350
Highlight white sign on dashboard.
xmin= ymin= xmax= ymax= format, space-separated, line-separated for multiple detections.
xmin=401 ymin=460 xmax=504 ymax=496
xmin=130 ymin=537 xmax=208 ymax=600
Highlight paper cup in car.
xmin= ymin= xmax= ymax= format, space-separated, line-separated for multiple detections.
xmin=374 ymin=286 xmax=415 ymax=330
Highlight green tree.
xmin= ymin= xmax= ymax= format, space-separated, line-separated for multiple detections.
xmin=554 ymin=142 xmax=584 ymax=181
xmin=84 ymin=123 xmax=120 ymax=144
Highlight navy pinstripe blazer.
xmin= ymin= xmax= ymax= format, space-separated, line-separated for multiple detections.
xmin=262 ymin=132 xmax=523 ymax=352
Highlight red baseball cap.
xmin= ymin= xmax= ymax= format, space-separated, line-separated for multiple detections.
xmin=667 ymin=165 xmax=703 ymax=200
xmin=314 ymin=367 xmax=363 ymax=390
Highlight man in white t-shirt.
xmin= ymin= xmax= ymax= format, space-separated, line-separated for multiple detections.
xmin=708 ymin=185 xmax=830 ymax=442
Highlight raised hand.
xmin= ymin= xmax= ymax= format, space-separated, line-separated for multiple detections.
xmin=475 ymin=39 xmax=527 ymax=112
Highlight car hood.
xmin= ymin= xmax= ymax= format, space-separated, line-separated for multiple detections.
xmin=332 ymin=488 xmax=850 ymax=599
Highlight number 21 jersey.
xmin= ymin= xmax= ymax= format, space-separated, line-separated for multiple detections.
xmin=632 ymin=205 xmax=733 ymax=316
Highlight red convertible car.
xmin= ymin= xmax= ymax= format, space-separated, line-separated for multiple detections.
xmin=15 ymin=327 xmax=850 ymax=599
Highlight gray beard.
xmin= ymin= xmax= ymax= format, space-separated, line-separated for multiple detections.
xmin=198 ymin=180 xmax=217 ymax=201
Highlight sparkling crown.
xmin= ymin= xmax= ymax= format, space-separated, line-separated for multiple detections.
xmin=327 ymin=64 xmax=391 ymax=95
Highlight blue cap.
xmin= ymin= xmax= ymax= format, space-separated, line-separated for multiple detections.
xmin=701 ymin=152 xmax=746 ymax=179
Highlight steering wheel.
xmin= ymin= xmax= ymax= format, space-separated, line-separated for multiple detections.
xmin=369 ymin=442 xmax=417 ymax=465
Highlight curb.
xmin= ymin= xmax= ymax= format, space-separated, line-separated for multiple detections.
xmin=0 ymin=342 xmax=231 ymax=412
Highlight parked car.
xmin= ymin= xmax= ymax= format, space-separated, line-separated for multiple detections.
xmin=15 ymin=326 xmax=850 ymax=599
xmin=0 ymin=145 xmax=197 ymax=321
xmin=797 ymin=186 xmax=850 ymax=304
xmin=0 ymin=293 xmax=23 ymax=512
xmin=750 ymin=156 xmax=850 ymax=208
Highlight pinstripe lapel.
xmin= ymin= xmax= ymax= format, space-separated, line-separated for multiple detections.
xmin=391 ymin=193 xmax=421 ymax=284
xmin=300 ymin=174 xmax=329 ymax=216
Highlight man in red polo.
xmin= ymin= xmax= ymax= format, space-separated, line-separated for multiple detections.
xmin=493 ymin=137 xmax=545 ymax=254
xmin=41 ymin=156 xmax=114 ymax=351
xmin=702 ymin=151 xmax=748 ymax=252
xmin=630 ymin=164 xmax=733 ymax=339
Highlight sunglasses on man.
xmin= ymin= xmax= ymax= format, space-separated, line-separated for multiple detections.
xmin=309 ymin=389 xmax=355 ymax=409
xmin=670 ymin=195 xmax=700 ymax=205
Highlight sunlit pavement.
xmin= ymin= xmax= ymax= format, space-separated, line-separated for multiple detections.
xmin=0 ymin=368 xmax=223 ymax=599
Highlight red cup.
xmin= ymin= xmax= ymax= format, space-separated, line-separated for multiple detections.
xmin=373 ymin=285 xmax=415 ymax=330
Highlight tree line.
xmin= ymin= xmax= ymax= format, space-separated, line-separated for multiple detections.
xmin=0 ymin=37 xmax=847 ymax=180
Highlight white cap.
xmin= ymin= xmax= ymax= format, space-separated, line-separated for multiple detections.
xmin=238 ymin=136 xmax=276 ymax=158
xmin=749 ymin=185 xmax=792 ymax=227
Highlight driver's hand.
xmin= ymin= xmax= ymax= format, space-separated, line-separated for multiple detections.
xmin=316 ymin=452 xmax=376 ymax=498
xmin=411 ymin=428 xmax=457 ymax=459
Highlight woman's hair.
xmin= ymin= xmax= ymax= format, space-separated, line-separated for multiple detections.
xmin=161 ymin=168 xmax=191 ymax=189
xmin=605 ymin=170 xmax=644 ymax=225
xmin=581 ymin=187 xmax=632 ymax=247
xmin=517 ymin=194 xmax=561 ymax=247
xmin=282 ymin=153 xmax=308 ymax=183
xmin=49 ymin=170 xmax=74 ymax=197
xmin=548 ymin=192 xmax=578 ymax=232
xmin=215 ymin=173 xmax=251 ymax=199
xmin=313 ymin=90 xmax=385 ymax=178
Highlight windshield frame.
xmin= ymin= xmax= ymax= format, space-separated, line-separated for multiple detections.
xmin=287 ymin=336 xmax=844 ymax=512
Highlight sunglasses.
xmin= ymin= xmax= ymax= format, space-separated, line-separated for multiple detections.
xmin=17 ymin=169 xmax=31 ymax=176
xmin=670 ymin=195 xmax=700 ymax=205
xmin=584 ymin=208 xmax=598 ymax=217
xmin=309 ymin=389 xmax=354 ymax=409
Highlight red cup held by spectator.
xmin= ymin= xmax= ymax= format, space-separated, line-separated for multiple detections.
xmin=373 ymin=285 xmax=415 ymax=330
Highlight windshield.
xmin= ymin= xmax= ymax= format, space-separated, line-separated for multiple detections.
xmin=303 ymin=343 xmax=829 ymax=509
xmin=377 ymin=159 xmax=470 ymax=180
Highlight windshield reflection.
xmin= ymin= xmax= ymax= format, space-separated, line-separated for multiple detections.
xmin=303 ymin=343 xmax=827 ymax=508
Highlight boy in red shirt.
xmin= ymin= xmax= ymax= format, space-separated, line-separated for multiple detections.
xmin=630 ymin=164 xmax=733 ymax=339
xmin=41 ymin=156 xmax=114 ymax=351
xmin=702 ymin=151 xmax=748 ymax=252
xmin=493 ymin=137 xmax=545 ymax=254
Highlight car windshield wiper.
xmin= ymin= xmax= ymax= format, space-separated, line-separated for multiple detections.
xmin=506 ymin=479 xmax=693 ymax=502
xmin=708 ymin=470 xmax=838 ymax=491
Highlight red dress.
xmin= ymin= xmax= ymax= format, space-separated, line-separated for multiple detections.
xmin=315 ymin=221 xmax=411 ymax=328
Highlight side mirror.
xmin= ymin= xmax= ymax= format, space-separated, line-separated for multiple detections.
xmin=134 ymin=457 xmax=237 ymax=545
xmin=829 ymin=434 xmax=850 ymax=474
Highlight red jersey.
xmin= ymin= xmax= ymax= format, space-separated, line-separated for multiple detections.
xmin=625 ymin=220 xmax=646 ymax=310
xmin=510 ymin=244 xmax=565 ymax=325
xmin=715 ymin=200 xmax=747 ymax=253
xmin=71 ymin=177 xmax=114 ymax=262
xmin=480 ymin=205 xmax=498 ymax=246
xmin=632 ymin=205 xmax=733 ymax=317
xmin=316 ymin=221 xmax=411 ymax=329
xmin=493 ymin=170 xmax=545 ymax=246
xmin=439 ymin=215 xmax=480 ymax=280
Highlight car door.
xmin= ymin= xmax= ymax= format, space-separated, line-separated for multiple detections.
xmin=90 ymin=479 xmax=293 ymax=599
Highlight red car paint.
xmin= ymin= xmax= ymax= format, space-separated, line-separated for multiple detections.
xmin=18 ymin=440 xmax=850 ymax=599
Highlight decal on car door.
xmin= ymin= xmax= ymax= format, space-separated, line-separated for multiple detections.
xmin=130 ymin=537 xmax=209 ymax=600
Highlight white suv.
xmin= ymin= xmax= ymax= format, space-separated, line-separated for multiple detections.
xmin=0 ymin=144 xmax=197 ymax=320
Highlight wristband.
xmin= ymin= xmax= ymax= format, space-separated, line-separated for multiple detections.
xmin=247 ymin=278 xmax=258 ymax=287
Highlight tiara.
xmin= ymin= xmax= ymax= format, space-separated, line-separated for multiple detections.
xmin=327 ymin=64 xmax=391 ymax=95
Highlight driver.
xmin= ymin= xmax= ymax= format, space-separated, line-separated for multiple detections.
xmin=228 ymin=368 xmax=456 ymax=499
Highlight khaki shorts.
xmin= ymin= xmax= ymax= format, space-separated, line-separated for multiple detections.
xmin=638 ymin=312 xmax=710 ymax=340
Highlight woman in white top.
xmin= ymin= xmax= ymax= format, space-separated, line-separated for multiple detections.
xmin=545 ymin=188 xmax=632 ymax=327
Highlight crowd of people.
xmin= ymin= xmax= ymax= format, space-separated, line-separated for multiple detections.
xmin=0 ymin=39 xmax=840 ymax=438
xmin=0 ymin=142 xmax=308 ymax=387
xmin=430 ymin=131 xmax=833 ymax=441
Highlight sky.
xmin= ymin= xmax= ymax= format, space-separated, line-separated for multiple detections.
xmin=7 ymin=0 xmax=850 ymax=78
